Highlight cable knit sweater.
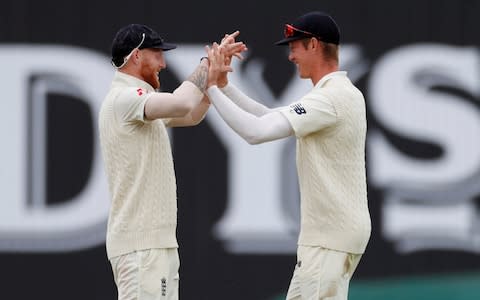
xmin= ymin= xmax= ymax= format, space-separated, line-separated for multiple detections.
xmin=280 ymin=72 xmax=371 ymax=254
xmin=99 ymin=72 xmax=201 ymax=259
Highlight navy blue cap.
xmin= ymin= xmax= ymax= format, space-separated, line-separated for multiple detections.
xmin=111 ymin=24 xmax=177 ymax=67
xmin=275 ymin=11 xmax=340 ymax=45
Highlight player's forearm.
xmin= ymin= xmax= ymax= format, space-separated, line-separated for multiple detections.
xmin=186 ymin=59 xmax=209 ymax=93
xmin=166 ymin=96 xmax=210 ymax=127
xmin=220 ymin=83 xmax=271 ymax=117
xmin=145 ymin=81 xmax=204 ymax=120
xmin=189 ymin=96 xmax=210 ymax=124
xmin=207 ymin=85 xmax=293 ymax=144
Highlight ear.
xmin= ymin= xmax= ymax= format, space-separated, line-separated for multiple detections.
xmin=132 ymin=49 xmax=141 ymax=64
xmin=310 ymin=37 xmax=319 ymax=50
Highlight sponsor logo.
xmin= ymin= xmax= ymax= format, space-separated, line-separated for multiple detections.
xmin=290 ymin=103 xmax=306 ymax=115
xmin=1 ymin=43 xmax=478 ymax=256
xmin=368 ymin=44 xmax=480 ymax=253
xmin=161 ymin=277 xmax=167 ymax=296
xmin=0 ymin=45 xmax=112 ymax=252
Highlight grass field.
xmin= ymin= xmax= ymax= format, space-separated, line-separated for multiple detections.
xmin=270 ymin=272 xmax=480 ymax=300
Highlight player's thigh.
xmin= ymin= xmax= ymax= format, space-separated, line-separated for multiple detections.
xmin=110 ymin=251 xmax=140 ymax=300
xmin=296 ymin=246 xmax=361 ymax=300
xmin=138 ymin=248 xmax=180 ymax=300
xmin=110 ymin=249 xmax=180 ymax=300
xmin=286 ymin=260 xmax=302 ymax=300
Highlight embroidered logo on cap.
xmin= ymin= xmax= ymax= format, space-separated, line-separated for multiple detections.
xmin=137 ymin=88 xmax=144 ymax=96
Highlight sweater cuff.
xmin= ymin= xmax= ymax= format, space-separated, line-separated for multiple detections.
xmin=219 ymin=82 xmax=235 ymax=95
xmin=178 ymin=80 xmax=204 ymax=98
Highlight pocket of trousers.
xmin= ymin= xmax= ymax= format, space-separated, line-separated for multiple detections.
xmin=343 ymin=253 xmax=361 ymax=279
xmin=139 ymin=249 xmax=166 ymax=296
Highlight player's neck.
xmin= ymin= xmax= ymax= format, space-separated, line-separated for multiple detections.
xmin=311 ymin=63 xmax=338 ymax=85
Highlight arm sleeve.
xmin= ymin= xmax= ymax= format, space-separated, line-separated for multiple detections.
xmin=114 ymin=87 xmax=153 ymax=123
xmin=207 ymin=86 xmax=293 ymax=145
xmin=171 ymin=81 xmax=204 ymax=103
xmin=162 ymin=81 xmax=204 ymax=126
xmin=278 ymin=92 xmax=337 ymax=137
xmin=220 ymin=83 xmax=272 ymax=116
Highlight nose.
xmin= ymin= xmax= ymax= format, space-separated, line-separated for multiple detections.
xmin=160 ymin=57 xmax=166 ymax=69
xmin=288 ymin=52 xmax=295 ymax=62
xmin=158 ymin=52 xmax=166 ymax=69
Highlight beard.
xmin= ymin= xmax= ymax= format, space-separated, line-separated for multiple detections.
xmin=140 ymin=61 xmax=161 ymax=89
xmin=144 ymin=70 xmax=160 ymax=89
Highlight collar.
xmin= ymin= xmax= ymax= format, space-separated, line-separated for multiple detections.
xmin=315 ymin=71 xmax=348 ymax=88
xmin=112 ymin=71 xmax=155 ymax=93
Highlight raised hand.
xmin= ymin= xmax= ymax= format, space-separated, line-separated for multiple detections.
xmin=217 ymin=31 xmax=248 ymax=87
xmin=219 ymin=31 xmax=247 ymax=61
xmin=206 ymin=42 xmax=233 ymax=88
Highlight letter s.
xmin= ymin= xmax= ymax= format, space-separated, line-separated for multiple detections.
xmin=369 ymin=44 xmax=480 ymax=189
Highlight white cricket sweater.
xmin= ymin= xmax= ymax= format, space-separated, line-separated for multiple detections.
xmin=99 ymin=72 xmax=200 ymax=259
xmin=281 ymin=72 xmax=371 ymax=254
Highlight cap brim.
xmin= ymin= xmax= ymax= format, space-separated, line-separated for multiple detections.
xmin=150 ymin=42 xmax=177 ymax=51
xmin=274 ymin=36 xmax=305 ymax=46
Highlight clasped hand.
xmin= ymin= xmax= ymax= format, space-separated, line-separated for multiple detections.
xmin=206 ymin=31 xmax=247 ymax=88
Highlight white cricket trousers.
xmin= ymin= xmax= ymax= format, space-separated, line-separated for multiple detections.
xmin=286 ymin=246 xmax=362 ymax=300
xmin=110 ymin=248 xmax=180 ymax=300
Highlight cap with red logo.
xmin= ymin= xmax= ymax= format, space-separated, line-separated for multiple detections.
xmin=275 ymin=11 xmax=340 ymax=46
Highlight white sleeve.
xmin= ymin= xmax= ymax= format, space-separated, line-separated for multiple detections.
xmin=278 ymin=93 xmax=337 ymax=137
xmin=146 ymin=81 xmax=204 ymax=123
xmin=207 ymin=86 xmax=294 ymax=144
xmin=220 ymin=83 xmax=272 ymax=116
xmin=114 ymin=87 xmax=153 ymax=123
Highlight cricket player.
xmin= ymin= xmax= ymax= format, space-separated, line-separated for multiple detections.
xmin=99 ymin=24 xmax=245 ymax=300
xmin=206 ymin=11 xmax=371 ymax=300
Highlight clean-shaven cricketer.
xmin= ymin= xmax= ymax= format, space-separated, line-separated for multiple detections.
xmin=206 ymin=11 xmax=371 ymax=300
